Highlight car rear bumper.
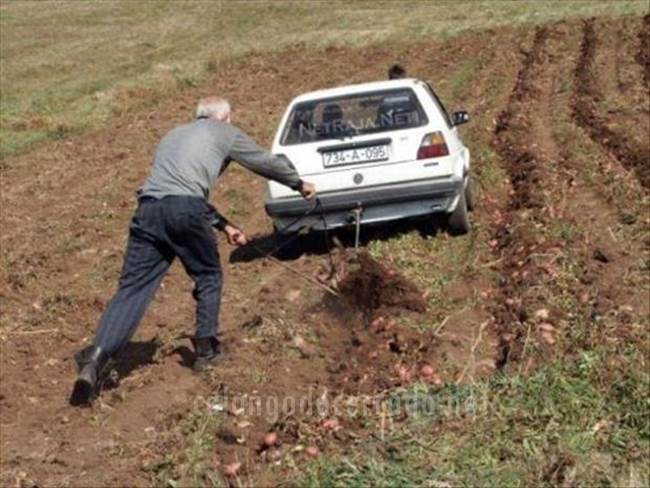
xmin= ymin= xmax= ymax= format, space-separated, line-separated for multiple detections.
xmin=265 ymin=176 xmax=463 ymax=232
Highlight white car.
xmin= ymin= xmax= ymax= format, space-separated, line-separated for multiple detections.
xmin=265 ymin=78 xmax=472 ymax=237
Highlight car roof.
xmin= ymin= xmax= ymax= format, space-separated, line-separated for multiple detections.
xmin=291 ymin=78 xmax=424 ymax=103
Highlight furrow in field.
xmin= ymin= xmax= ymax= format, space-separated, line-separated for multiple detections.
xmin=490 ymin=26 xmax=554 ymax=369
xmin=573 ymin=18 xmax=650 ymax=189
xmin=546 ymin=22 xmax=650 ymax=352
xmin=490 ymin=18 xmax=649 ymax=373
xmin=593 ymin=17 xmax=649 ymax=177
xmin=531 ymin=22 xmax=647 ymax=353
xmin=494 ymin=28 xmax=549 ymax=211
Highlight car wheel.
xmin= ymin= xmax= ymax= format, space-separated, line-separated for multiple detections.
xmin=465 ymin=178 xmax=475 ymax=212
xmin=447 ymin=191 xmax=471 ymax=236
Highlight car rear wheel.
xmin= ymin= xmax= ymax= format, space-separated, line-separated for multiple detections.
xmin=447 ymin=192 xmax=471 ymax=235
xmin=465 ymin=178 xmax=475 ymax=212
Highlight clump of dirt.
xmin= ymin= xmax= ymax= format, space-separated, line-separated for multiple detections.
xmin=337 ymin=252 xmax=426 ymax=321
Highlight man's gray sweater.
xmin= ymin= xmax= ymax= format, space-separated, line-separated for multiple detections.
xmin=139 ymin=118 xmax=301 ymax=200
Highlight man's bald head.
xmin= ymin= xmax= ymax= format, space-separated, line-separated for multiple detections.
xmin=196 ymin=97 xmax=231 ymax=122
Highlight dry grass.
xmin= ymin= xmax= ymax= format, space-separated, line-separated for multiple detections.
xmin=1 ymin=0 xmax=648 ymax=159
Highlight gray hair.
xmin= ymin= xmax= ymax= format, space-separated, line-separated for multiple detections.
xmin=196 ymin=96 xmax=231 ymax=120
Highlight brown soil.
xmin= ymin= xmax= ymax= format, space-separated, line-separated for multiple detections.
xmin=1 ymin=14 xmax=649 ymax=488
xmin=605 ymin=16 xmax=650 ymax=157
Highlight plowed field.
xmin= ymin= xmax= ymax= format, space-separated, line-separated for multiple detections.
xmin=1 ymin=13 xmax=648 ymax=488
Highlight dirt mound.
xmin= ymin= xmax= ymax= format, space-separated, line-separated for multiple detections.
xmin=337 ymin=252 xmax=427 ymax=320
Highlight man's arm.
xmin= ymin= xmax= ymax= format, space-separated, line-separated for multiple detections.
xmin=206 ymin=203 xmax=247 ymax=246
xmin=227 ymin=128 xmax=304 ymax=191
xmin=206 ymin=202 xmax=231 ymax=231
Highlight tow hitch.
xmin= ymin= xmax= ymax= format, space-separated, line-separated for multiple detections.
xmin=347 ymin=203 xmax=363 ymax=251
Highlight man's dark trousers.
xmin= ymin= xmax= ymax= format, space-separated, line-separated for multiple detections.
xmin=94 ymin=195 xmax=222 ymax=357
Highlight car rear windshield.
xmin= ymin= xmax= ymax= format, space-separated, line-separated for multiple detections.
xmin=280 ymin=88 xmax=428 ymax=145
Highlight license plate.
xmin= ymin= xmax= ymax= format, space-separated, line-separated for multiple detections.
xmin=322 ymin=145 xmax=389 ymax=168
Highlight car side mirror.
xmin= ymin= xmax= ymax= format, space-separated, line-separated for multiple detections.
xmin=452 ymin=111 xmax=470 ymax=126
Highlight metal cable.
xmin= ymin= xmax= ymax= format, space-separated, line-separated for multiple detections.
xmin=245 ymin=196 xmax=341 ymax=296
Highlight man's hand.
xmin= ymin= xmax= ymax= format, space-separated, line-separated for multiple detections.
xmin=300 ymin=181 xmax=316 ymax=200
xmin=224 ymin=224 xmax=248 ymax=246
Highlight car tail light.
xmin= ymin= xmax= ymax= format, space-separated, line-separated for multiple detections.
xmin=417 ymin=131 xmax=449 ymax=159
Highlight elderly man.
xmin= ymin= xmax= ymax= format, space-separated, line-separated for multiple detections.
xmin=71 ymin=97 xmax=315 ymax=405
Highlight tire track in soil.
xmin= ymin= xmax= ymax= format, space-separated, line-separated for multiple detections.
xmin=573 ymin=18 xmax=650 ymax=189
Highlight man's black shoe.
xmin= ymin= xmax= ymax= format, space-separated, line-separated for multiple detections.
xmin=191 ymin=336 xmax=222 ymax=372
xmin=70 ymin=346 xmax=109 ymax=406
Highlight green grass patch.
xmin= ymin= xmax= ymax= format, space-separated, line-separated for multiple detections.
xmin=150 ymin=401 xmax=226 ymax=487
xmin=449 ymin=54 xmax=493 ymax=99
